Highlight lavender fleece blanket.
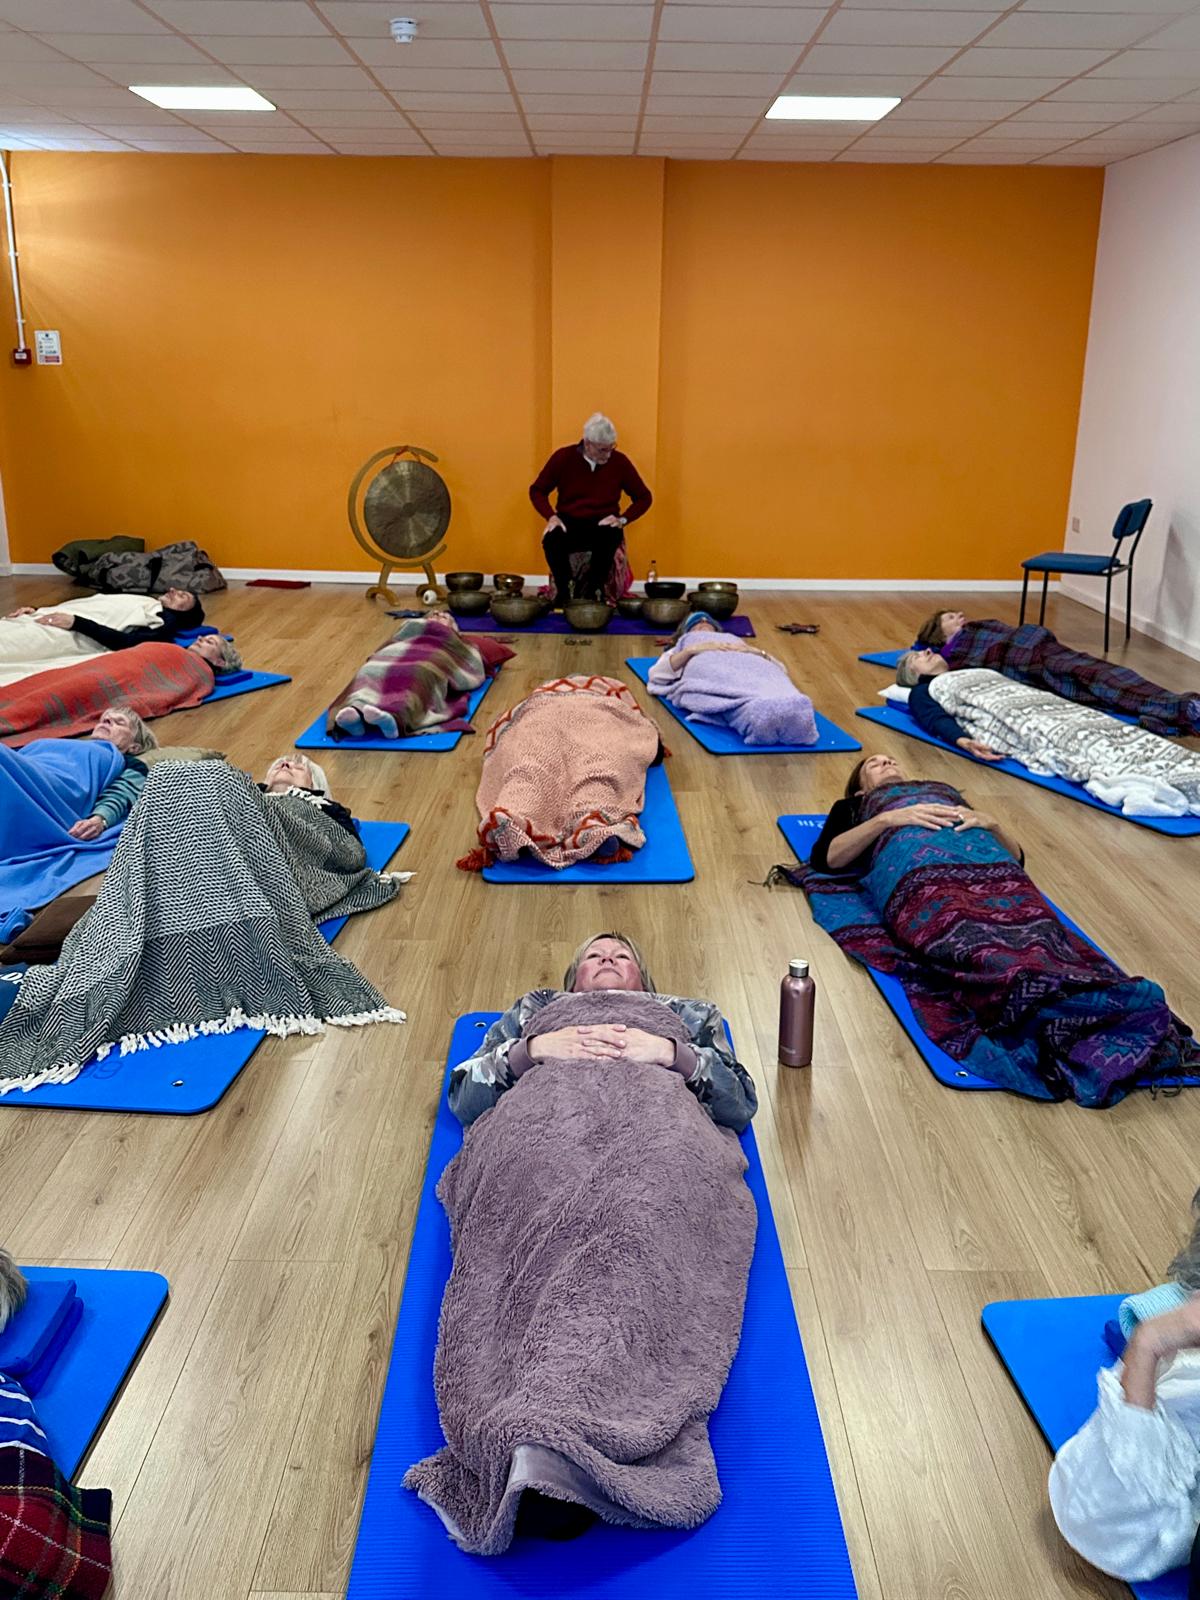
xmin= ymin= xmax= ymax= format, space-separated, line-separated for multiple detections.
xmin=648 ymin=641 xmax=818 ymax=747
xmin=405 ymin=990 xmax=756 ymax=1554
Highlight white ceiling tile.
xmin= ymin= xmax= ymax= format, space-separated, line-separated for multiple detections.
xmin=503 ymin=41 xmax=647 ymax=69
xmin=849 ymin=134 xmax=960 ymax=150
xmin=802 ymin=42 xmax=962 ymax=73
xmin=31 ymin=85 xmax=181 ymax=104
xmin=192 ymin=37 xmax=354 ymax=67
xmin=954 ymin=134 xmax=1077 ymax=150
xmin=240 ymin=66 xmax=376 ymax=89
xmin=522 ymin=91 xmax=642 ymax=109
xmin=534 ymin=140 xmax=633 ymax=152
xmin=1035 ymin=149 xmax=1112 ymax=162
xmin=0 ymin=35 xmax=72 ymax=62
xmin=1048 ymin=75 xmax=1191 ymax=98
xmin=218 ymin=122 xmax=331 ymax=140
xmin=100 ymin=63 xmax=243 ymax=84
xmin=39 ymin=33 xmax=213 ymax=64
xmin=1019 ymin=0 xmax=1186 ymax=13
xmin=819 ymin=9 xmax=996 ymax=47
xmin=0 ymin=62 xmax=113 ymax=86
xmin=738 ymin=148 xmax=838 ymax=159
xmin=1006 ymin=98 xmax=1150 ymax=120
xmin=330 ymin=142 xmax=432 ymax=154
xmin=148 ymin=1 xmax=327 ymax=35
xmin=430 ymin=125 xmax=530 ymax=142
xmin=268 ymin=88 xmax=394 ymax=107
xmin=658 ymin=7 xmax=821 ymax=45
xmin=311 ymin=128 xmax=426 ymax=141
xmin=427 ymin=142 xmax=533 ymax=153
xmin=839 ymin=147 xmax=936 ymax=159
xmin=0 ymin=0 xmax=165 ymax=31
xmin=975 ymin=119 xmax=1101 ymax=137
xmin=1130 ymin=103 xmax=1200 ymax=122
xmin=393 ymin=89 xmax=517 ymax=108
xmin=1134 ymin=12 xmax=1200 ymax=48
xmin=492 ymin=4 xmax=651 ymax=41
xmin=131 ymin=135 xmax=229 ymax=148
xmin=945 ymin=46 xmax=1111 ymax=75
xmin=1090 ymin=47 xmax=1200 ymax=75
xmin=524 ymin=111 xmax=637 ymax=127
xmin=649 ymin=68 xmax=782 ymax=94
xmin=532 ymin=125 xmax=634 ymax=142
xmin=841 ymin=0 xmax=999 ymax=9
xmin=641 ymin=112 xmax=755 ymax=128
xmin=87 ymin=120 xmax=198 ymax=134
xmin=375 ymin=66 xmax=510 ymax=89
xmin=319 ymin=3 xmax=490 ymax=39
xmin=231 ymin=134 xmax=330 ymax=149
xmin=414 ymin=110 xmax=525 ymax=127
xmin=784 ymin=70 xmax=927 ymax=92
xmin=22 ymin=136 xmax=133 ymax=147
xmin=918 ymin=74 xmax=1068 ymax=96
xmin=511 ymin=67 xmax=646 ymax=90
xmin=340 ymin=38 xmax=501 ymax=67
xmin=653 ymin=41 xmax=802 ymax=70
xmin=935 ymin=150 xmax=1033 ymax=160
xmin=284 ymin=107 xmax=408 ymax=125
xmin=230 ymin=143 xmax=337 ymax=153
xmin=983 ymin=12 xmax=1162 ymax=48
xmin=636 ymin=128 xmax=740 ymax=143
xmin=890 ymin=96 xmax=1025 ymax=117
xmin=868 ymin=116 xmax=993 ymax=133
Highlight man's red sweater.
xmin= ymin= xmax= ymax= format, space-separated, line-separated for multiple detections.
xmin=529 ymin=443 xmax=653 ymax=525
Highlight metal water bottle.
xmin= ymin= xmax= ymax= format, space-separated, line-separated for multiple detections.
xmin=779 ymin=958 xmax=815 ymax=1068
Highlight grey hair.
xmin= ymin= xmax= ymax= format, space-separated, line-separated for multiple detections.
xmin=582 ymin=412 xmax=617 ymax=446
xmin=1168 ymin=1188 xmax=1200 ymax=1290
xmin=0 ymin=1247 xmax=27 ymax=1333
xmin=110 ymin=704 xmax=159 ymax=754
xmin=214 ymin=637 xmax=243 ymax=675
xmin=896 ymin=651 xmax=923 ymax=689
xmin=563 ymin=930 xmax=655 ymax=995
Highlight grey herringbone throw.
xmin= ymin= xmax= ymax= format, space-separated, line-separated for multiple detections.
xmin=0 ymin=761 xmax=404 ymax=1093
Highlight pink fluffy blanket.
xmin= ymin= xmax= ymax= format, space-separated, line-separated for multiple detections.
xmin=647 ymin=636 xmax=817 ymax=746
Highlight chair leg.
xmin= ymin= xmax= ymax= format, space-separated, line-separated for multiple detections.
xmin=1038 ymin=573 xmax=1048 ymax=625
xmin=1126 ymin=562 xmax=1133 ymax=644
xmin=1104 ymin=570 xmax=1112 ymax=654
xmin=1020 ymin=570 xmax=1029 ymax=624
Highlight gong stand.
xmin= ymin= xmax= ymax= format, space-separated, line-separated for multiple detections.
xmin=346 ymin=443 xmax=452 ymax=605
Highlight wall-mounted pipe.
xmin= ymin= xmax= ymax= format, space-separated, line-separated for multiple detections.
xmin=0 ymin=151 xmax=27 ymax=356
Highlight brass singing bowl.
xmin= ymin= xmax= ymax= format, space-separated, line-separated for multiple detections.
xmin=642 ymin=597 xmax=689 ymax=628
xmin=492 ymin=572 xmax=525 ymax=595
xmin=687 ymin=589 xmax=738 ymax=620
xmin=448 ymin=589 xmax=491 ymax=616
xmin=445 ymin=571 xmax=484 ymax=592
xmin=490 ymin=593 xmax=541 ymax=626
xmin=616 ymin=596 xmax=645 ymax=619
xmin=565 ymin=600 xmax=614 ymax=633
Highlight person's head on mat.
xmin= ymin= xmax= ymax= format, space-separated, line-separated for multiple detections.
xmin=845 ymin=752 xmax=905 ymax=799
xmin=92 ymin=704 xmax=158 ymax=756
xmin=187 ymin=633 xmax=242 ymax=675
xmin=915 ymin=609 xmax=967 ymax=649
xmin=158 ymin=587 xmax=205 ymax=629
xmin=581 ymin=411 xmax=617 ymax=464
xmin=671 ymin=611 xmax=721 ymax=643
xmin=263 ymin=754 xmax=328 ymax=795
xmin=562 ymin=931 xmax=655 ymax=995
xmin=896 ymin=647 xmax=949 ymax=688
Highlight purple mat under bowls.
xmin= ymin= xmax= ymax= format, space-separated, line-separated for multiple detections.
xmin=458 ymin=612 xmax=755 ymax=637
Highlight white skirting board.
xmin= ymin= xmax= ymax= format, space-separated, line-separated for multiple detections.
xmin=1060 ymin=578 xmax=1200 ymax=666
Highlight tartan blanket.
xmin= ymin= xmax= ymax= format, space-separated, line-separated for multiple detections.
xmin=942 ymin=620 xmax=1200 ymax=736
xmin=0 ymin=643 xmax=213 ymax=747
xmin=782 ymin=780 xmax=1197 ymax=1105
xmin=0 ymin=1378 xmax=113 ymax=1599
xmin=0 ymin=761 xmax=404 ymax=1093
xmin=463 ymin=675 xmax=660 ymax=869
xmin=326 ymin=615 xmax=486 ymax=739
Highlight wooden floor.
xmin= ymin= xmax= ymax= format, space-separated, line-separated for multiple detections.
xmin=2 ymin=576 xmax=1198 ymax=1600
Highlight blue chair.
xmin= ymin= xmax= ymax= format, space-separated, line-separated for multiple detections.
xmin=1020 ymin=498 xmax=1152 ymax=653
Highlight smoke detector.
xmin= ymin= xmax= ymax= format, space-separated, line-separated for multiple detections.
xmin=390 ymin=16 xmax=418 ymax=43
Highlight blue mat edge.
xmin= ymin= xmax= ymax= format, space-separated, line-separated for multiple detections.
xmin=294 ymin=675 xmax=497 ymax=753
xmin=346 ymin=1012 xmax=858 ymax=1600
xmin=625 ymin=657 xmax=860 ymax=755
xmin=196 ymin=668 xmax=291 ymax=706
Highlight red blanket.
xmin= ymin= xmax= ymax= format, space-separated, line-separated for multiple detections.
xmin=0 ymin=643 xmax=213 ymax=747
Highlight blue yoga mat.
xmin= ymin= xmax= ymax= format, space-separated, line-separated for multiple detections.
xmin=346 ymin=1011 xmax=857 ymax=1600
xmin=0 ymin=820 xmax=409 ymax=1115
xmin=778 ymin=813 xmax=1200 ymax=1096
xmin=858 ymin=648 xmax=907 ymax=668
xmin=856 ymin=703 xmax=1200 ymax=836
xmin=197 ymin=668 xmax=291 ymax=705
xmin=482 ymin=764 xmax=694 ymax=884
xmin=983 ymin=1294 xmax=1185 ymax=1600
xmin=295 ymin=676 xmax=497 ymax=753
xmin=18 ymin=1266 xmax=168 ymax=1479
xmin=625 ymin=657 xmax=860 ymax=756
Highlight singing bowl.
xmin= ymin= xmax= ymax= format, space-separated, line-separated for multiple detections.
xmin=445 ymin=571 xmax=484 ymax=592
xmin=492 ymin=572 xmax=525 ymax=595
xmin=642 ymin=597 xmax=689 ymax=628
xmin=447 ymin=589 xmax=492 ymax=616
xmin=697 ymin=580 xmax=738 ymax=595
xmin=565 ymin=600 xmax=614 ymax=633
xmin=616 ymin=596 xmax=645 ymax=620
xmin=686 ymin=589 xmax=737 ymax=620
xmin=490 ymin=593 xmax=541 ymax=626
xmin=644 ymin=580 xmax=686 ymax=600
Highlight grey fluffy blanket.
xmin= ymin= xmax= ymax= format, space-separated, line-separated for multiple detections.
xmin=405 ymin=989 xmax=756 ymax=1553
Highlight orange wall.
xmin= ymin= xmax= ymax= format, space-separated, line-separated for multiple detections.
xmin=0 ymin=151 xmax=1102 ymax=580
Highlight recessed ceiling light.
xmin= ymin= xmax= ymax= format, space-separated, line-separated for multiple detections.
xmin=129 ymin=86 xmax=276 ymax=112
xmin=766 ymin=95 xmax=900 ymax=122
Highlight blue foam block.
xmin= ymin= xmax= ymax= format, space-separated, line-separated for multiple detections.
xmin=855 ymin=703 xmax=1200 ymax=836
xmin=18 ymin=1266 xmax=168 ymax=1479
xmin=0 ymin=821 xmax=409 ymax=1115
xmin=198 ymin=669 xmax=291 ymax=705
xmin=295 ymin=677 xmax=497 ymax=753
xmin=858 ymin=649 xmax=908 ymax=668
xmin=625 ymin=658 xmax=860 ymax=755
xmin=777 ymin=813 xmax=1200 ymax=1096
xmin=983 ymin=1295 xmax=1185 ymax=1600
xmin=346 ymin=1012 xmax=858 ymax=1600
xmin=482 ymin=764 xmax=694 ymax=884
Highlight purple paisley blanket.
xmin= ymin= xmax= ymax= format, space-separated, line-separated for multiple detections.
xmin=647 ymin=638 xmax=817 ymax=746
xmin=405 ymin=989 xmax=756 ymax=1554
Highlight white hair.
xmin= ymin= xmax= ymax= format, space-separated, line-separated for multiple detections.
xmin=582 ymin=412 xmax=617 ymax=446
xmin=109 ymin=704 xmax=159 ymax=755
xmin=0 ymin=1247 xmax=27 ymax=1333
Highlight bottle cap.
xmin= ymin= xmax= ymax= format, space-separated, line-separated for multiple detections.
xmin=789 ymin=958 xmax=809 ymax=979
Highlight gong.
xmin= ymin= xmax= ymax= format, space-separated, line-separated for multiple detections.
xmin=347 ymin=444 xmax=452 ymax=604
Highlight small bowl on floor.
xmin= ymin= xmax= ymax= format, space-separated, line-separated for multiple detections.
xmin=565 ymin=600 xmax=614 ymax=633
xmin=445 ymin=571 xmax=484 ymax=592
xmin=492 ymin=572 xmax=525 ymax=595
xmin=490 ymin=593 xmax=541 ymax=627
xmin=448 ymin=589 xmax=491 ymax=617
xmin=686 ymin=589 xmax=737 ymax=620
xmin=642 ymin=597 xmax=689 ymax=628
xmin=616 ymin=595 xmax=645 ymax=620
xmin=644 ymin=580 xmax=686 ymax=601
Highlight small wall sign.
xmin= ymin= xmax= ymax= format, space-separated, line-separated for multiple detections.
xmin=34 ymin=329 xmax=62 ymax=365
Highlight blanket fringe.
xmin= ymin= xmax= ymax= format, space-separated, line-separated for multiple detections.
xmin=0 ymin=1005 xmax=406 ymax=1096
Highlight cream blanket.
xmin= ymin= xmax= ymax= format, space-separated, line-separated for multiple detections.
xmin=932 ymin=668 xmax=1200 ymax=816
xmin=0 ymin=594 xmax=163 ymax=688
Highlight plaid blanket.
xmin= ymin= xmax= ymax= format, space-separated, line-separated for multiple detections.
xmin=0 ymin=1377 xmax=113 ymax=1599
xmin=942 ymin=620 xmax=1200 ymax=735
xmin=0 ymin=761 xmax=404 ymax=1093
xmin=326 ymin=615 xmax=486 ymax=739
xmin=0 ymin=642 xmax=213 ymax=747
xmin=782 ymin=780 xmax=1197 ymax=1105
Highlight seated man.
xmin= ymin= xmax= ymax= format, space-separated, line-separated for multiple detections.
xmin=529 ymin=412 xmax=652 ymax=605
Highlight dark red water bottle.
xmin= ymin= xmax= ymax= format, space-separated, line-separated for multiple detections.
xmin=779 ymin=958 xmax=815 ymax=1068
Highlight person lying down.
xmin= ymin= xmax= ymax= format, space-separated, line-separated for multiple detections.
xmin=772 ymin=752 xmax=1198 ymax=1106
xmin=406 ymin=932 xmax=757 ymax=1553
xmin=0 ymin=758 xmax=405 ymax=1095
xmin=647 ymin=611 xmax=818 ymax=746
xmin=458 ymin=674 xmax=663 ymax=871
xmin=0 ymin=588 xmax=207 ymax=688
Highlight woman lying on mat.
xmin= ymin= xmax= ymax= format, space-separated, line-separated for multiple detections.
xmin=457 ymin=674 xmax=662 ymax=870
xmin=0 ymin=704 xmax=158 ymax=849
xmin=257 ymin=754 xmax=359 ymax=840
xmin=0 ymin=589 xmax=208 ymax=690
xmin=774 ymin=753 xmax=1198 ymax=1106
xmin=325 ymin=611 xmax=512 ymax=741
xmin=1051 ymin=1191 xmax=1200 ymax=1585
xmin=18 ymin=584 xmax=205 ymax=646
xmin=894 ymin=654 xmax=1200 ymax=817
xmin=0 ymin=760 xmax=405 ymax=1096
xmin=408 ymin=931 xmax=756 ymax=1552
xmin=902 ymin=611 xmax=1200 ymax=735
xmin=647 ymin=612 xmax=818 ymax=746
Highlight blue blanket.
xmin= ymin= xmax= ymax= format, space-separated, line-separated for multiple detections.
xmin=0 ymin=738 xmax=125 ymax=941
